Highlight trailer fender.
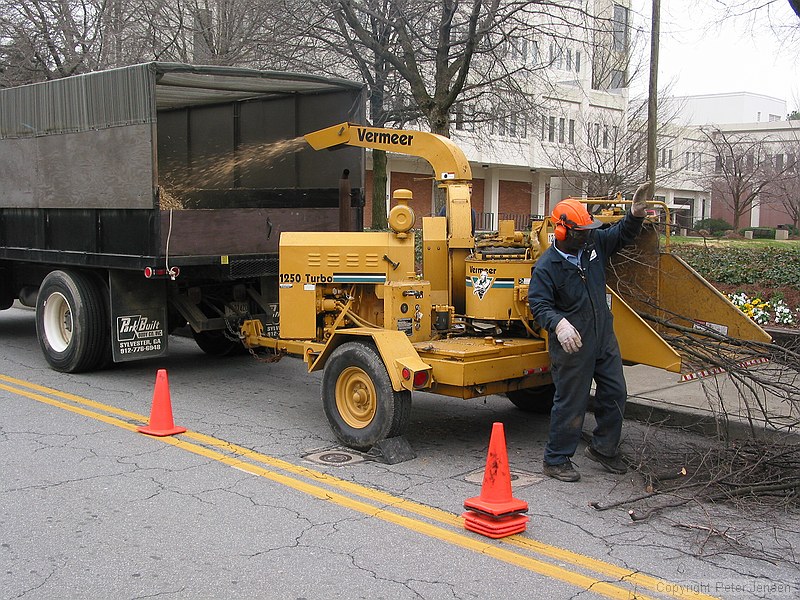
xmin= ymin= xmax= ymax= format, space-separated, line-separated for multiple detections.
xmin=309 ymin=328 xmax=432 ymax=392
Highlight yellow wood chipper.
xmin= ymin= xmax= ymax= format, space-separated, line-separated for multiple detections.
xmin=239 ymin=122 xmax=771 ymax=451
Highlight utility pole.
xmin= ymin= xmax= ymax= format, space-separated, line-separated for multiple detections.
xmin=646 ymin=0 xmax=660 ymax=199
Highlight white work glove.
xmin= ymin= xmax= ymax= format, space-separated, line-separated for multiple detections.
xmin=631 ymin=181 xmax=651 ymax=218
xmin=555 ymin=318 xmax=582 ymax=354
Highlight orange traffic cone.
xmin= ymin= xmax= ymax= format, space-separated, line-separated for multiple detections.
xmin=462 ymin=422 xmax=528 ymax=538
xmin=137 ymin=369 xmax=187 ymax=437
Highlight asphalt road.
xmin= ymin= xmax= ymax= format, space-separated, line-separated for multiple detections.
xmin=1 ymin=305 xmax=798 ymax=599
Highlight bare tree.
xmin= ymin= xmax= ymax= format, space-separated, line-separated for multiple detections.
xmin=271 ymin=1 xmax=612 ymax=220
xmin=762 ymin=144 xmax=800 ymax=228
xmin=701 ymin=127 xmax=797 ymax=229
xmin=0 ymin=0 xmax=108 ymax=83
xmin=542 ymin=91 xmax=689 ymax=199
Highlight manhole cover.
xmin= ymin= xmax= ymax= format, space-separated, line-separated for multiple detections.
xmin=303 ymin=448 xmax=365 ymax=466
xmin=463 ymin=467 xmax=542 ymax=487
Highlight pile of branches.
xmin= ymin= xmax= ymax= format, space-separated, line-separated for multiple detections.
xmin=591 ymin=437 xmax=800 ymax=521
xmin=610 ymin=241 xmax=800 ymax=432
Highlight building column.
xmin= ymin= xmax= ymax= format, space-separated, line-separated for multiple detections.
xmin=534 ymin=174 xmax=547 ymax=217
xmin=750 ymin=199 xmax=760 ymax=228
xmin=482 ymin=167 xmax=500 ymax=228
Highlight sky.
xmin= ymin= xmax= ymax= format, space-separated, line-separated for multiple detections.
xmin=630 ymin=0 xmax=800 ymax=111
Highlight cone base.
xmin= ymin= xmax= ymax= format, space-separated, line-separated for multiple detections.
xmin=137 ymin=425 xmax=187 ymax=437
xmin=464 ymin=495 xmax=528 ymax=517
xmin=462 ymin=511 xmax=529 ymax=539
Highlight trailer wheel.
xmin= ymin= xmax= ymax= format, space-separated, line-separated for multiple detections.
xmin=506 ymin=384 xmax=556 ymax=414
xmin=322 ymin=341 xmax=412 ymax=451
xmin=36 ymin=270 xmax=109 ymax=373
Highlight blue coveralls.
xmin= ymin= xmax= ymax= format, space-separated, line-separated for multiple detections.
xmin=528 ymin=211 xmax=644 ymax=466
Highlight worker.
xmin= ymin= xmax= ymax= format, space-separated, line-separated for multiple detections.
xmin=528 ymin=182 xmax=650 ymax=482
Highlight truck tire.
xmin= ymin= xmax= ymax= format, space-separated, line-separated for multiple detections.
xmin=36 ymin=270 xmax=109 ymax=373
xmin=322 ymin=341 xmax=412 ymax=451
xmin=506 ymin=384 xmax=556 ymax=414
xmin=0 ymin=268 xmax=13 ymax=310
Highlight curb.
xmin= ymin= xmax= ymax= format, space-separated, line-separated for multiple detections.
xmin=625 ymin=396 xmax=799 ymax=443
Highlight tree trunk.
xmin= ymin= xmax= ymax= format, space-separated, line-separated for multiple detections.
xmin=372 ymin=149 xmax=388 ymax=230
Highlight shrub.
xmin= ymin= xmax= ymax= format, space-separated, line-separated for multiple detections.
xmin=672 ymin=245 xmax=800 ymax=288
xmin=739 ymin=227 xmax=776 ymax=239
xmin=693 ymin=218 xmax=732 ymax=235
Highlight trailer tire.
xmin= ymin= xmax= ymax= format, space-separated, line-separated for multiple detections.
xmin=36 ymin=270 xmax=109 ymax=373
xmin=506 ymin=384 xmax=556 ymax=414
xmin=322 ymin=341 xmax=411 ymax=451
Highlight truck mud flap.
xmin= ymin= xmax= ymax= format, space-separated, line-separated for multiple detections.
xmin=109 ymin=271 xmax=168 ymax=362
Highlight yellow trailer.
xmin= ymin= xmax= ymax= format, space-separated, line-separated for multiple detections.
xmin=240 ymin=122 xmax=770 ymax=451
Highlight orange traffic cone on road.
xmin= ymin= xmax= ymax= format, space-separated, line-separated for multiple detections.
xmin=137 ymin=369 xmax=187 ymax=437
xmin=462 ymin=422 xmax=528 ymax=538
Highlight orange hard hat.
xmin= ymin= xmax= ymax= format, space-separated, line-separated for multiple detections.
xmin=551 ymin=199 xmax=602 ymax=231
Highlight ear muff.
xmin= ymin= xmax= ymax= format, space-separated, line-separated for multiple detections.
xmin=554 ymin=214 xmax=569 ymax=241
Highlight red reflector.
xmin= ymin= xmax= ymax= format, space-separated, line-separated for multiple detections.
xmin=144 ymin=266 xmax=154 ymax=278
xmin=412 ymin=370 xmax=429 ymax=388
xmin=401 ymin=367 xmax=411 ymax=380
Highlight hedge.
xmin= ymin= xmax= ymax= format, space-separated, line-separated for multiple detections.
xmin=672 ymin=245 xmax=800 ymax=288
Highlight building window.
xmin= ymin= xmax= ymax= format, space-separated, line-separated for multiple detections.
xmin=575 ymin=51 xmax=581 ymax=73
xmin=530 ymin=40 xmax=539 ymax=65
xmin=558 ymin=118 xmax=565 ymax=143
xmin=602 ymin=126 xmax=609 ymax=149
xmin=775 ymin=153 xmax=784 ymax=170
xmin=548 ymin=42 xmax=564 ymax=70
xmin=509 ymin=114 xmax=526 ymax=139
xmin=610 ymin=69 xmax=625 ymax=89
xmin=454 ymin=103 xmax=473 ymax=131
xmin=568 ymin=119 xmax=575 ymax=145
xmin=613 ymin=4 xmax=629 ymax=52
xmin=548 ymin=116 xmax=556 ymax=142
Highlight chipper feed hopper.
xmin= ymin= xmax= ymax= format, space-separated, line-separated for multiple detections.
xmin=240 ymin=122 xmax=771 ymax=451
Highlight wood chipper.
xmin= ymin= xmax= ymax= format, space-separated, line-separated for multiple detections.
xmin=239 ymin=122 xmax=771 ymax=451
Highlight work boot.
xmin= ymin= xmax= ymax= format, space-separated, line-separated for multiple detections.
xmin=584 ymin=446 xmax=627 ymax=474
xmin=542 ymin=459 xmax=580 ymax=482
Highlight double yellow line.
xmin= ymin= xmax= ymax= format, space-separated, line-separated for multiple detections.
xmin=0 ymin=373 xmax=718 ymax=600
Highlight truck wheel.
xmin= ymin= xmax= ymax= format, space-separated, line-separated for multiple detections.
xmin=191 ymin=329 xmax=243 ymax=356
xmin=506 ymin=384 xmax=556 ymax=414
xmin=36 ymin=270 xmax=109 ymax=373
xmin=322 ymin=341 xmax=412 ymax=451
